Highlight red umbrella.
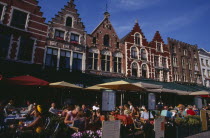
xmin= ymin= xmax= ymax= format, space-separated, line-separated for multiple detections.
xmin=200 ymin=95 xmax=210 ymax=98
xmin=5 ymin=75 xmax=49 ymax=86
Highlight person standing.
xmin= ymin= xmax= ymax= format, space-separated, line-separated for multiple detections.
xmin=49 ymin=102 xmax=58 ymax=115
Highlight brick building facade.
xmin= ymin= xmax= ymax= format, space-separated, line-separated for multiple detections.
xmin=121 ymin=22 xmax=172 ymax=82
xmin=45 ymin=0 xmax=86 ymax=73
xmin=86 ymin=12 xmax=125 ymax=77
xmin=168 ymin=38 xmax=202 ymax=85
xmin=0 ymin=0 xmax=48 ymax=65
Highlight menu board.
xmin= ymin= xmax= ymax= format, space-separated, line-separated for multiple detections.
xmin=154 ymin=116 xmax=165 ymax=138
xmin=194 ymin=96 xmax=202 ymax=109
xmin=102 ymin=90 xmax=116 ymax=111
xmin=200 ymin=110 xmax=208 ymax=131
xmin=102 ymin=120 xmax=121 ymax=138
xmin=148 ymin=93 xmax=156 ymax=110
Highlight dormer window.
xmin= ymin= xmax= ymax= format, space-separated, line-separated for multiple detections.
xmin=70 ymin=33 xmax=79 ymax=43
xmin=66 ymin=17 xmax=72 ymax=27
xmin=157 ymin=42 xmax=162 ymax=52
xmin=10 ymin=9 xmax=28 ymax=29
xmin=135 ymin=33 xmax=140 ymax=45
xmin=55 ymin=29 xmax=65 ymax=40
xmin=103 ymin=35 xmax=109 ymax=46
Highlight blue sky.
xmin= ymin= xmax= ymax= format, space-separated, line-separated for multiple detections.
xmin=38 ymin=0 xmax=210 ymax=51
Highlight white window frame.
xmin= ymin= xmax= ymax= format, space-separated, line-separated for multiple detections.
xmin=134 ymin=32 xmax=142 ymax=46
xmin=0 ymin=2 xmax=6 ymax=23
xmin=9 ymin=6 xmax=30 ymax=31
xmin=156 ymin=41 xmax=163 ymax=52
xmin=130 ymin=46 xmax=139 ymax=59
xmin=113 ymin=56 xmax=122 ymax=73
xmin=54 ymin=28 xmax=66 ymax=40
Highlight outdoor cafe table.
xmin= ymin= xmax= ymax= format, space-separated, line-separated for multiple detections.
xmin=4 ymin=114 xmax=26 ymax=124
xmin=114 ymin=114 xmax=133 ymax=125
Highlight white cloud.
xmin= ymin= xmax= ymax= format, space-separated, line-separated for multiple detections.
xmin=110 ymin=0 xmax=162 ymax=11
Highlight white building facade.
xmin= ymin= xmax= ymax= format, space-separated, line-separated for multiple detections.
xmin=198 ymin=48 xmax=210 ymax=87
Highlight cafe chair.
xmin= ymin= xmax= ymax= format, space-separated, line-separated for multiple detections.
xmin=45 ymin=117 xmax=51 ymax=130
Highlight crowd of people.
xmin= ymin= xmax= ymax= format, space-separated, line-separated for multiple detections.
xmin=0 ymin=99 xmax=210 ymax=137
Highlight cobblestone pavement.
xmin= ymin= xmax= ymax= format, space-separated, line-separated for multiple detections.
xmin=185 ymin=131 xmax=210 ymax=138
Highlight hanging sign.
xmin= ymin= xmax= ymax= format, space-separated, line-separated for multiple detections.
xmin=194 ymin=96 xmax=202 ymax=109
xmin=148 ymin=93 xmax=156 ymax=110
xmin=102 ymin=90 xmax=116 ymax=111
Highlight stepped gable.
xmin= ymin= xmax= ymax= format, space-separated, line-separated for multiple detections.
xmin=49 ymin=0 xmax=85 ymax=30
xmin=121 ymin=22 xmax=148 ymax=46
xmin=151 ymin=31 xmax=165 ymax=43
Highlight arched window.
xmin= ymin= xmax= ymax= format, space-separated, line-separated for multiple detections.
xmin=132 ymin=62 xmax=138 ymax=77
xmin=142 ymin=64 xmax=147 ymax=78
xmin=141 ymin=49 xmax=147 ymax=60
xmin=135 ymin=33 xmax=140 ymax=45
xmin=66 ymin=17 xmax=72 ymax=27
xmin=131 ymin=47 xmax=138 ymax=59
xmin=103 ymin=35 xmax=109 ymax=46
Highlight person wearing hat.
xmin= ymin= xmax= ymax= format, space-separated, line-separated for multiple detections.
xmin=21 ymin=105 xmax=45 ymax=134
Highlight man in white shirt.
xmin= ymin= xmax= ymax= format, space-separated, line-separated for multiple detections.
xmin=49 ymin=103 xmax=58 ymax=115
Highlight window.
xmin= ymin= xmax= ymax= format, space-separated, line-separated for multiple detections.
xmin=0 ymin=4 xmax=3 ymax=20
xmin=157 ymin=42 xmax=162 ymax=52
xmin=113 ymin=57 xmax=121 ymax=73
xmin=116 ymin=42 xmax=119 ymax=49
xmin=201 ymin=58 xmax=204 ymax=66
xmin=72 ymin=52 xmax=83 ymax=72
xmin=59 ymin=50 xmax=71 ymax=71
xmin=45 ymin=48 xmax=58 ymax=68
xmin=101 ymin=55 xmax=110 ymax=72
xmin=172 ymin=45 xmax=176 ymax=53
xmin=88 ymin=53 xmax=98 ymax=70
xmin=163 ymin=71 xmax=168 ymax=82
xmin=55 ymin=29 xmax=65 ymax=40
xmin=10 ymin=9 xmax=28 ymax=29
xmin=132 ymin=62 xmax=138 ymax=77
xmin=181 ymin=58 xmax=185 ymax=67
xmin=203 ymin=69 xmax=206 ymax=77
xmin=66 ymin=17 xmax=72 ymax=27
xmin=189 ymin=63 xmax=192 ymax=70
xmin=103 ymin=35 xmax=109 ymax=46
xmin=18 ymin=37 xmax=34 ymax=61
xmin=183 ymin=49 xmax=187 ymax=56
xmin=141 ymin=49 xmax=147 ymax=60
xmin=162 ymin=58 xmax=167 ymax=68
xmin=92 ymin=37 xmax=96 ymax=44
xmin=208 ymin=70 xmax=210 ymax=77
xmin=0 ymin=33 xmax=10 ymax=58
xmin=206 ymin=60 xmax=209 ymax=66
xmin=135 ymin=34 xmax=140 ymax=45
xmin=131 ymin=47 xmax=138 ymax=59
xmin=70 ymin=33 xmax=79 ymax=42
xmin=154 ymin=56 xmax=159 ymax=67
xmin=194 ymin=62 xmax=198 ymax=71
xmin=155 ymin=70 xmax=160 ymax=81
xmin=142 ymin=64 xmax=147 ymax=78
xmin=173 ymin=56 xmax=177 ymax=66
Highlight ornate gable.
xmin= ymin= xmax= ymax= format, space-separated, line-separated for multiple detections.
xmin=121 ymin=22 xmax=148 ymax=46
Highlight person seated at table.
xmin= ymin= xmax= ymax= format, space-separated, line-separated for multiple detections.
xmin=92 ymin=103 xmax=100 ymax=111
xmin=21 ymin=100 xmax=33 ymax=114
xmin=131 ymin=107 xmax=140 ymax=119
xmin=128 ymin=101 xmax=134 ymax=111
xmin=89 ymin=110 xmax=103 ymax=130
xmin=64 ymin=106 xmax=80 ymax=127
xmin=20 ymin=105 xmax=45 ymax=134
xmin=73 ymin=111 xmax=87 ymax=131
xmin=4 ymin=100 xmax=15 ymax=114
xmin=62 ymin=104 xmax=74 ymax=117
xmin=193 ymin=105 xmax=200 ymax=115
xmin=186 ymin=105 xmax=196 ymax=115
xmin=161 ymin=106 xmax=172 ymax=119
xmin=49 ymin=102 xmax=58 ymax=115
xmin=177 ymin=104 xmax=187 ymax=118
xmin=140 ymin=107 xmax=154 ymax=121
xmin=82 ymin=104 xmax=91 ymax=118
xmin=123 ymin=104 xmax=131 ymax=116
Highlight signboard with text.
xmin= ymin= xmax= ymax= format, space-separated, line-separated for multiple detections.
xmin=102 ymin=120 xmax=121 ymax=138
xmin=102 ymin=90 xmax=116 ymax=111
xmin=154 ymin=116 xmax=165 ymax=138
